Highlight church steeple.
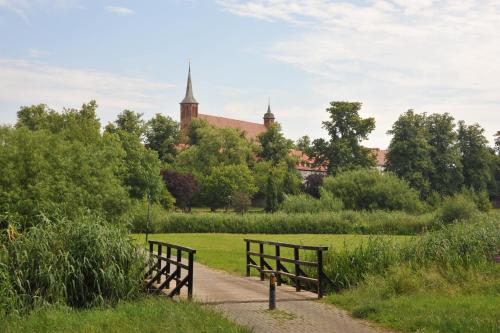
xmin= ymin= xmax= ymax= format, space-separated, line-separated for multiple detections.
xmin=180 ymin=63 xmax=199 ymax=132
xmin=263 ymin=98 xmax=275 ymax=128
xmin=181 ymin=62 xmax=198 ymax=104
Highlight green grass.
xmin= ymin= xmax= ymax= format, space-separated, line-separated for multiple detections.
xmin=328 ymin=282 xmax=500 ymax=333
xmin=133 ymin=233 xmax=409 ymax=275
xmin=1 ymin=297 xmax=250 ymax=333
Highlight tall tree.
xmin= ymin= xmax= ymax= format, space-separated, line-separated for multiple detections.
xmin=257 ymin=123 xmax=293 ymax=165
xmin=145 ymin=114 xmax=181 ymax=164
xmin=386 ymin=110 xmax=433 ymax=197
xmin=312 ymin=101 xmax=376 ymax=175
xmin=106 ymin=110 xmax=145 ymax=138
xmin=457 ymin=121 xmax=493 ymax=191
xmin=161 ymin=170 xmax=198 ymax=212
xmin=296 ymin=135 xmax=313 ymax=156
xmin=426 ymin=113 xmax=463 ymax=195
xmin=495 ymin=131 xmax=500 ymax=154
xmin=265 ymin=173 xmax=279 ymax=213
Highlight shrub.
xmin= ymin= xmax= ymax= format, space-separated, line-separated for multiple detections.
xmin=231 ymin=192 xmax=251 ymax=214
xmin=1 ymin=215 xmax=146 ymax=315
xmin=438 ymin=194 xmax=479 ymax=224
xmin=281 ymin=190 xmax=343 ymax=213
xmin=161 ymin=170 xmax=198 ymax=212
xmin=322 ymin=169 xmax=425 ymax=213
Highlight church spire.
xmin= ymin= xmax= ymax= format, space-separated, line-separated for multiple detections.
xmin=181 ymin=62 xmax=198 ymax=104
xmin=263 ymin=97 xmax=275 ymax=128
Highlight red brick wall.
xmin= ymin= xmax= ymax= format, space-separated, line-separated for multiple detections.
xmin=180 ymin=103 xmax=198 ymax=131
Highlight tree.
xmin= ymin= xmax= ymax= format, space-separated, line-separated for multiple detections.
xmin=161 ymin=170 xmax=199 ymax=212
xmin=457 ymin=121 xmax=493 ymax=192
xmin=231 ymin=191 xmax=251 ymax=214
xmin=495 ymin=131 xmax=500 ymax=154
xmin=265 ymin=173 xmax=279 ymax=213
xmin=105 ymin=110 xmax=145 ymax=137
xmin=312 ymin=101 xmax=376 ymax=175
xmin=296 ymin=135 xmax=313 ymax=156
xmin=253 ymin=160 xmax=300 ymax=202
xmin=257 ymin=123 xmax=293 ymax=165
xmin=426 ymin=113 xmax=463 ymax=195
xmin=386 ymin=110 xmax=433 ymax=197
xmin=201 ymin=165 xmax=257 ymax=212
xmin=175 ymin=124 xmax=252 ymax=175
xmin=301 ymin=174 xmax=325 ymax=198
xmin=145 ymin=114 xmax=181 ymax=164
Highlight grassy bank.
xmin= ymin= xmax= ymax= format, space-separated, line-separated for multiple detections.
xmin=133 ymin=233 xmax=409 ymax=275
xmin=132 ymin=210 xmax=436 ymax=235
xmin=0 ymin=297 xmax=249 ymax=333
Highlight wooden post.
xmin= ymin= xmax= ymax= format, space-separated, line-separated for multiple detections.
xmin=317 ymin=250 xmax=323 ymax=298
xmin=187 ymin=251 xmax=194 ymax=299
xmin=156 ymin=244 xmax=162 ymax=284
xmin=176 ymin=249 xmax=182 ymax=295
xmin=246 ymin=240 xmax=250 ymax=277
xmin=275 ymin=244 xmax=282 ymax=286
xmin=294 ymin=247 xmax=301 ymax=291
xmin=259 ymin=243 xmax=265 ymax=281
xmin=148 ymin=242 xmax=154 ymax=278
xmin=166 ymin=246 xmax=171 ymax=289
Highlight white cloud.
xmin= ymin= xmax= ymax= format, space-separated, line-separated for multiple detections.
xmin=106 ymin=6 xmax=134 ymax=15
xmin=0 ymin=59 xmax=174 ymax=123
xmin=217 ymin=0 xmax=500 ymax=146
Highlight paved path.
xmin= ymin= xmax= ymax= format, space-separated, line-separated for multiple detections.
xmin=181 ymin=263 xmax=390 ymax=333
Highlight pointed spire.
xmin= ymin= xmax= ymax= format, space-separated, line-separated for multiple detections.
xmin=181 ymin=61 xmax=198 ymax=104
xmin=264 ymin=97 xmax=275 ymax=119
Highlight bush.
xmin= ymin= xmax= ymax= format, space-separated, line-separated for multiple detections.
xmin=0 ymin=215 xmax=146 ymax=315
xmin=281 ymin=189 xmax=343 ymax=213
xmin=322 ymin=169 xmax=425 ymax=213
xmin=438 ymin=194 xmax=479 ymax=224
xmin=231 ymin=192 xmax=251 ymax=214
xmin=301 ymin=174 xmax=324 ymax=198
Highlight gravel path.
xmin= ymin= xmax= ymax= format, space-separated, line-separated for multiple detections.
xmin=181 ymin=263 xmax=391 ymax=333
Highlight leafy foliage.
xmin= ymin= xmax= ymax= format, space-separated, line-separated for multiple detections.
xmin=257 ymin=123 xmax=293 ymax=165
xmin=312 ymin=101 xmax=376 ymax=175
xmin=322 ymin=169 xmax=425 ymax=213
xmin=300 ymin=173 xmax=324 ymax=198
xmin=161 ymin=170 xmax=199 ymax=212
xmin=280 ymin=189 xmax=343 ymax=213
xmin=145 ymin=114 xmax=181 ymax=164
xmin=438 ymin=193 xmax=479 ymax=224
xmin=231 ymin=191 xmax=251 ymax=214
xmin=201 ymin=165 xmax=257 ymax=212
xmin=265 ymin=173 xmax=279 ymax=213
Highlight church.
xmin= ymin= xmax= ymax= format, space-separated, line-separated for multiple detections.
xmin=179 ymin=65 xmax=276 ymax=141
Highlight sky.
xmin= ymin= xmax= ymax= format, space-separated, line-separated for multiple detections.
xmin=0 ymin=0 xmax=499 ymax=148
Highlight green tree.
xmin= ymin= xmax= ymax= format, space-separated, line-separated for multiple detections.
xmin=145 ymin=114 xmax=180 ymax=164
xmin=457 ymin=121 xmax=493 ymax=191
xmin=426 ymin=113 xmax=463 ymax=195
xmin=253 ymin=161 xmax=300 ymax=201
xmin=257 ymin=123 xmax=293 ymax=165
xmin=105 ymin=110 xmax=145 ymax=137
xmin=386 ymin=110 xmax=433 ymax=197
xmin=495 ymin=131 xmax=500 ymax=154
xmin=175 ymin=124 xmax=252 ymax=175
xmin=265 ymin=173 xmax=279 ymax=213
xmin=312 ymin=101 xmax=376 ymax=175
xmin=296 ymin=135 xmax=313 ymax=156
xmin=201 ymin=165 xmax=257 ymax=211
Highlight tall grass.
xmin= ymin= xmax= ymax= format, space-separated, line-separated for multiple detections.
xmin=281 ymin=190 xmax=344 ymax=213
xmin=132 ymin=210 xmax=436 ymax=235
xmin=0 ymin=215 xmax=146 ymax=316
xmin=322 ymin=216 xmax=500 ymax=292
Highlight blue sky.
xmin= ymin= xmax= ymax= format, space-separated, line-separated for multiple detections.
xmin=0 ymin=0 xmax=499 ymax=147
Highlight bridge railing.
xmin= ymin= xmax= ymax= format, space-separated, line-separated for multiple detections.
xmin=144 ymin=240 xmax=196 ymax=299
xmin=244 ymin=239 xmax=331 ymax=298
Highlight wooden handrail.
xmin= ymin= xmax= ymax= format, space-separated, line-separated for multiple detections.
xmin=245 ymin=239 xmax=329 ymax=298
xmin=145 ymin=241 xmax=196 ymax=299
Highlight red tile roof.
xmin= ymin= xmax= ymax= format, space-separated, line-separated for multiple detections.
xmin=290 ymin=149 xmax=327 ymax=172
xmin=198 ymin=114 xmax=267 ymax=140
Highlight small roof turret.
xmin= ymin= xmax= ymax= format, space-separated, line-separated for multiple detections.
xmin=264 ymin=98 xmax=275 ymax=119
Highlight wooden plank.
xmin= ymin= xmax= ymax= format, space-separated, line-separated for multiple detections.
xmin=148 ymin=241 xmax=196 ymax=254
xmin=244 ymin=239 xmax=328 ymax=251
xmin=247 ymin=252 xmax=318 ymax=267
xmin=150 ymin=254 xmax=189 ymax=270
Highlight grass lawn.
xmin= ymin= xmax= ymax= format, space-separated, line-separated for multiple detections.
xmin=133 ymin=233 xmax=409 ymax=275
xmin=328 ymin=289 xmax=500 ymax=333
xmin=1 ymin=297 xmax=249 ymax=333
